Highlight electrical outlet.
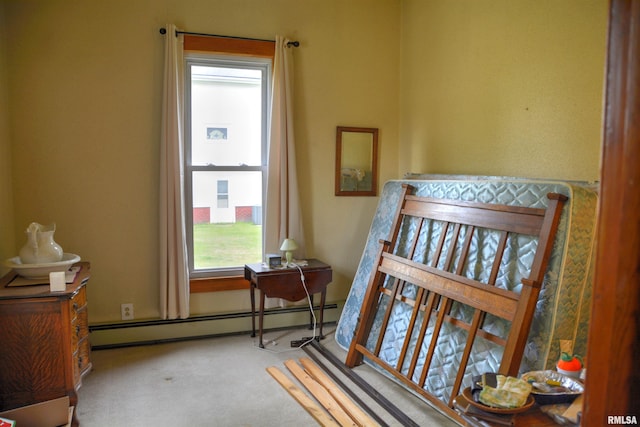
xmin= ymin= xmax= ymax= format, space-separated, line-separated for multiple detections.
xmin=121 ymin=303 xmax=134 ymax=321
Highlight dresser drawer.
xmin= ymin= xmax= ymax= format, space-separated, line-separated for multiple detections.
xmin=69 ymin=286 xmax=87 ymax=320
xmin=73 ymin=337 xmax=92 ymax=385
xmin=71 ymin=306 xmax=88 ymax=350
xmin=70 ymin=286 xmax=91 ymax=387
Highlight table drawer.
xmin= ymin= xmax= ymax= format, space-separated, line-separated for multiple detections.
xmin=256 ymin=268 xmax=332 ymax=300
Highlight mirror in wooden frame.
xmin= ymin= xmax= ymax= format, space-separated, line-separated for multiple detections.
xmin=335 ymin=126 xmax=379 ymax=196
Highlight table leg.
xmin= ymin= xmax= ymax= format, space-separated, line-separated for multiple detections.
xmin=250 ymin=283 xmax=256 ymax=337
xmin=319 ymin=289 xmax=327 ymax=340
xmin=259 ymin=290 xmax=265 ymax=348
xmin=309 ymin=294 xmax=314 ymax=330
xmin=69 ymin=389 xmax=79 ymax=427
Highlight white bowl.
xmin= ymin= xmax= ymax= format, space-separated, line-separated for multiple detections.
xmin=5 ymin=253 xmax=81 ymax=279
xmin=556 ymin=366 xmax=582 ymax=379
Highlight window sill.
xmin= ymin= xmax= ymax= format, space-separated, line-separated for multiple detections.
xmin=190 ymin=275 xmax=249 ymax=293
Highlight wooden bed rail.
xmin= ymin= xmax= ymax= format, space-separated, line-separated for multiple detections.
xmin=345 ymin=184 xmax=567 ymax=420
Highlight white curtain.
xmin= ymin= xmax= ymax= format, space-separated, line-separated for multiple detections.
xmin=159 ymin=24 xmax=189 ymax=319
xmin=265 ymin=36 xmax=305 ymax=263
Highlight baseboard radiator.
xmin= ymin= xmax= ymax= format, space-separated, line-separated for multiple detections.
xmin=89 ymin=303 xmax=340 ymax=350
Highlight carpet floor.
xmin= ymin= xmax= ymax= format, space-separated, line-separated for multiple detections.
xmin=76 ymin=327 xmax=459 ymax=426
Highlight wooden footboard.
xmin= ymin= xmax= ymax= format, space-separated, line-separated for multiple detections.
xmin=345 ymin=184 xmax=567 ymax=420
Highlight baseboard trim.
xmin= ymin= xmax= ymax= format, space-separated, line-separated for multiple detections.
xmin=89 ymin=303 xmax=340 ymax=350
xmin=91 ymin=322 xmax=337 ymax=351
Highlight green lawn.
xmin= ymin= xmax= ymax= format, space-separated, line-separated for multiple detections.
xmin=193 ymin=222 xmax=262 ymax=269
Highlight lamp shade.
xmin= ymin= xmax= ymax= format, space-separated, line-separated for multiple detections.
xmin=280 ymin=238 xmax=298 ymax=251
xmin=280 ymin=238 xmax=298 ymax=265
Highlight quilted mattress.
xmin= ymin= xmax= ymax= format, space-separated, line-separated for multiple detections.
xmin=335 ymin=176 xmax=597 ymax=402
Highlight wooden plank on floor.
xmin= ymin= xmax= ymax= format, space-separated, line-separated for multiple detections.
xmin=266 ymin=366 xmax=340 ymax=427
xmin=299 ymin=357 xmax=381 ymax=427
xmin=284 ymin=360 xmax=358 ymax=427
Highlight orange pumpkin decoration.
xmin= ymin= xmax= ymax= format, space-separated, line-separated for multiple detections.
xmin=557 ymin=352 xmax=583 ymax=371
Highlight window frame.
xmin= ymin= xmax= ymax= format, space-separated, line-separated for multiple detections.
xmin=216 ymin=180 xmax=229 ymax=209
xmin=183 ymin=35 xmax=274 ymax=291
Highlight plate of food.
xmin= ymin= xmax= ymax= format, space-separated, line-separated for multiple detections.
xmin=521 ymin=370 xmax=584 ymax=405
xmin=465 ymin=373 xmax=535 ymax=414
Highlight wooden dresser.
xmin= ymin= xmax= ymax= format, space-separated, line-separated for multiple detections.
xmin=0 ymin=262 xmax=91 ymax=425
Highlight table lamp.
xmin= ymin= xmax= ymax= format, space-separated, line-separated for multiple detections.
xmin=280 ymin=238 xmax=298 ymax=266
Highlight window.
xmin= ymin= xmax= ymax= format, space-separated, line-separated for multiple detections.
xmin=185 ymin=50 xmax=271 ymax=279
xmin=216 ymin=180 xmax=229 ymax=208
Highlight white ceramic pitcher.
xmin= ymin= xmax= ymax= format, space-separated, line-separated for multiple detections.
xmin=19 ymin=222 xmax=64 ymax=264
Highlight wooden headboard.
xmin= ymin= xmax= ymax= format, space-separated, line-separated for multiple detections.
xmin=345 ymin=183 xmax=567 ymax=421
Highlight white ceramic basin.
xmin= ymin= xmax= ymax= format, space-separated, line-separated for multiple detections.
xmin=5 ymin=253 xmax=81 ymax=279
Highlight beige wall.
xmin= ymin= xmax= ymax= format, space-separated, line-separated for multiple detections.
xmin=0 ymin=0 xmax=608 ymax=331
xmin=399 ymin=0 xmax=607 ymax=181
xmin=1 ymin=0 xmax=401 ymax=324
xmin=0 ymin=3 xmax=15 ymax=275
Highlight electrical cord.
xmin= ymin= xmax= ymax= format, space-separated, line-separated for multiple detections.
xmin=291 ymin=262 xmax=317 ymax=348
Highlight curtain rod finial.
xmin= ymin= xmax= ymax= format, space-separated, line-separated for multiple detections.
xmin=159 ymin=28 xmax=167 ymax=35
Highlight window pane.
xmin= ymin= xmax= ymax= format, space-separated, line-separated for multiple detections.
xmin=217 ymin=195 xmax=229 ymax=209
xmin=190 ymin=65 xmax=263 ymax=166
xmin=191 ymin=171 xmax=262 ymax=269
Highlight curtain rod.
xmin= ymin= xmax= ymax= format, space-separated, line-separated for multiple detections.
xmin=159 ymin=28 xmax=299 ymax=47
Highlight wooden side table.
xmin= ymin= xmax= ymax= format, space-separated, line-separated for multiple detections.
xmin=244 ymin=259 xmax=332 ymax=348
